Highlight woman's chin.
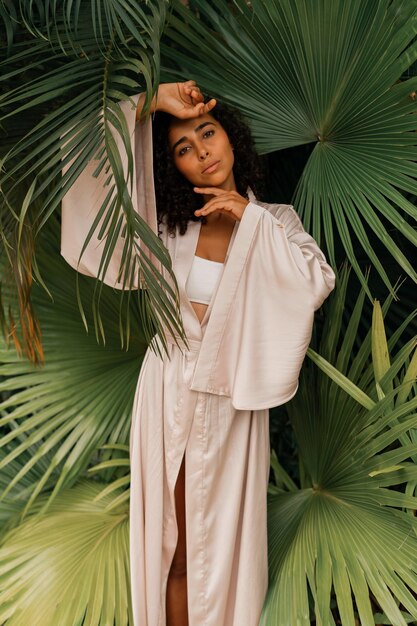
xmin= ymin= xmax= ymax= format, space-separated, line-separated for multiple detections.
xmin=196 ymin=174 xmax=229 ymax=189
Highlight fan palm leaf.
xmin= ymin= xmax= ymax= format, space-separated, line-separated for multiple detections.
xmin=0 ymin=480 xmax=131 ymax=626
xmin=0 ymin=220 xmax=145 ymax=518
xmin=263 ymin=266 xmax=417 ymax=625
xmin=162 ymin=0 xmax=417 ymax=296
xmin=86 ymin=442 xmax=131 ymax=514
xmin=0 ymin=434 xmax=65 ymax=535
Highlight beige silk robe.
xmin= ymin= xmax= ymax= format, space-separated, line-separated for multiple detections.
xmin=61 ymin=95 xmax=336 ymax=626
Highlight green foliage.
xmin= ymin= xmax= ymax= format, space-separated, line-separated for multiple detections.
xmin=0 ymin=0 xmax=186 ymax=358
xmin=0 ymin=480 xmax=131 ymax=626
xmin=1 ymin=2 xmax=417 ymax=625
xmin=264 ymin=266 xmax=417 ymax=626
xmin=0 ymin=222 xmax=145 ymax=526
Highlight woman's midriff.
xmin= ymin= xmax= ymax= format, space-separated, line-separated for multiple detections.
xmin=190 ymin=301 xmax=208 ymax=324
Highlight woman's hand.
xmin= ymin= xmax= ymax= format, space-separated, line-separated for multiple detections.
xmin=136 ymin=81 xmax=216 ymax=120
xmin=193 ymin=188 xmax=249 ymax=222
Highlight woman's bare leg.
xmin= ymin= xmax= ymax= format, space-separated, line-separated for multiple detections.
xmin=166 ymin=454 xmax=189 ymax=626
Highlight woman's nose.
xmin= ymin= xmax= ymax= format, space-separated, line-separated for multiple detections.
xmin=198 ymin=148 xmax=209 ymax=160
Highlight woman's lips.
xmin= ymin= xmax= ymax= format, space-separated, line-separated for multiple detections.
xmin=202 ymin=160 xmax=220 ymax=174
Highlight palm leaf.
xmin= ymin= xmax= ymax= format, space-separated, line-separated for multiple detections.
xmin=87 ymin=443 xmax=131 ymax=513
xmin=262 ymin=265 xmax=417 ymax=626
xmin=0 ymin=480 xmax=131 ymax=626
xmin=0 ymin=219 xmax=145 ymax=518
xmin=162 ymin=0 xmax=417 ymax=295
xmin=0 ymin=440 xmax=61 ymax=536
xmin=0 ymin=0 xmax=187 ymax=362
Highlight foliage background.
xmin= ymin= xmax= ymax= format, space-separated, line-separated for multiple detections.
xmin=0 ymin=1 xmax=417 ymax=625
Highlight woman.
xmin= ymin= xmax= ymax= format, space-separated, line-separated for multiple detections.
xmin=61 ymin=81 xmax=335 ymax=626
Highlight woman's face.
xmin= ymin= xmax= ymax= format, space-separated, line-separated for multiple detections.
xmin=168 ymin=114 xmax=235 ymax=190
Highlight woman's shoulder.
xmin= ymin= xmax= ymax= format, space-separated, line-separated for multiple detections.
xmin=249 ymin=197 xmax=296 ymax=222
xmin=247 ymin=194 xmax=307 ymax=234
xmin=247 ymin=188 xmax=293 ymax=220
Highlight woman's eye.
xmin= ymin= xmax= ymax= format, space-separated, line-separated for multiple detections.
xmin=204 ymin=129 xmax=214 ymax=138
xmin=178 ymin=146 xmax=190 ymax=156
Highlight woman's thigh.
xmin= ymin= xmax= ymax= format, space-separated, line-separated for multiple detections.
xmin=171 ymin=454 xmax=187 ymax=574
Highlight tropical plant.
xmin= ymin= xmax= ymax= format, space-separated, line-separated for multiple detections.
xmin=0 ymin=220 xmax=144 ymax=523
xmin=265 ymin=266 xmax=417 ymax=626
xmin=0 ymin=221 xmax=137 ymax=624
xmin=0 ymin=478 xmax=132 ymax=626
xmin=1 ymin=1 xmax=417 ymax=626
xmin=0 ymin=0 xmax=185 ymax=363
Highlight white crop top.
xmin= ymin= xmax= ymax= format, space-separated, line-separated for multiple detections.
xmin=186 ymin=255 xmax=224 ymax=305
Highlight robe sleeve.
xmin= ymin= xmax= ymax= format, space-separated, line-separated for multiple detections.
xmin=60 ymin=93 xmax=160 ymax=289
xmin=249 ymin=201 xmax=336 ymax=310
xmin=189 ymin=199 xmax=336 ymax=409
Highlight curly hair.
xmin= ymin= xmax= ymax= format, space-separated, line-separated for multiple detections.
xmin=152 ymin=102 xmax=264 ymax=237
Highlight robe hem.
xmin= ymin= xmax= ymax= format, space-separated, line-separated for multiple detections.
xmin=188 ymin=381 xmax=300 ymax=411
xmin=60 ymin=250 xmax=93 ymax=278
xmin=231 ymin=381 xmax=299 ymax=410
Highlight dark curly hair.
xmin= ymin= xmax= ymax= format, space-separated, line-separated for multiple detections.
xmin=152 ymin=101 xmax=264 ymax=236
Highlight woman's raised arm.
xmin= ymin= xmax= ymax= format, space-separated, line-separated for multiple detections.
xmin=61 ymin=81 xmax=215 ymax=289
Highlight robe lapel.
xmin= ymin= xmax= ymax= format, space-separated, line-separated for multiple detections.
xmin=189 ymin=201 xmax=265 ymax=393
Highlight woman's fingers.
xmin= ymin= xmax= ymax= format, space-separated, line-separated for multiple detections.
xmin=184 ymin=86 xmax=204 ymax=103
xmin=180 ymin=102 xmax=204 ymax=118
xmin=197 ymin=198 xmax=235 ymax=213
xmin=194 ymin=195 xmax=235 ymax=214
xmin=203 ymin=98 xmax=217 ymax=113
xmin=180 ymin=81 xmax=215 ymax=109
xmin=194 ymin=186 xmax=225 ymax=196
xmin=182 ymin=81 xmax=202 ymax=98
xmin=188 ymin=85 xmax=202 ymax=96
xmin=192 ymin=97 xmax=216 ymax=113
xmin=193 ymin=188 xmax=248 ymax=221
xmin=191 ymin=89 xmax=202 ymax=100
xmin=194 ymin=201 xmax=245 ymax=221
xmin=179 ymin=98 xmax=217 ymax=118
